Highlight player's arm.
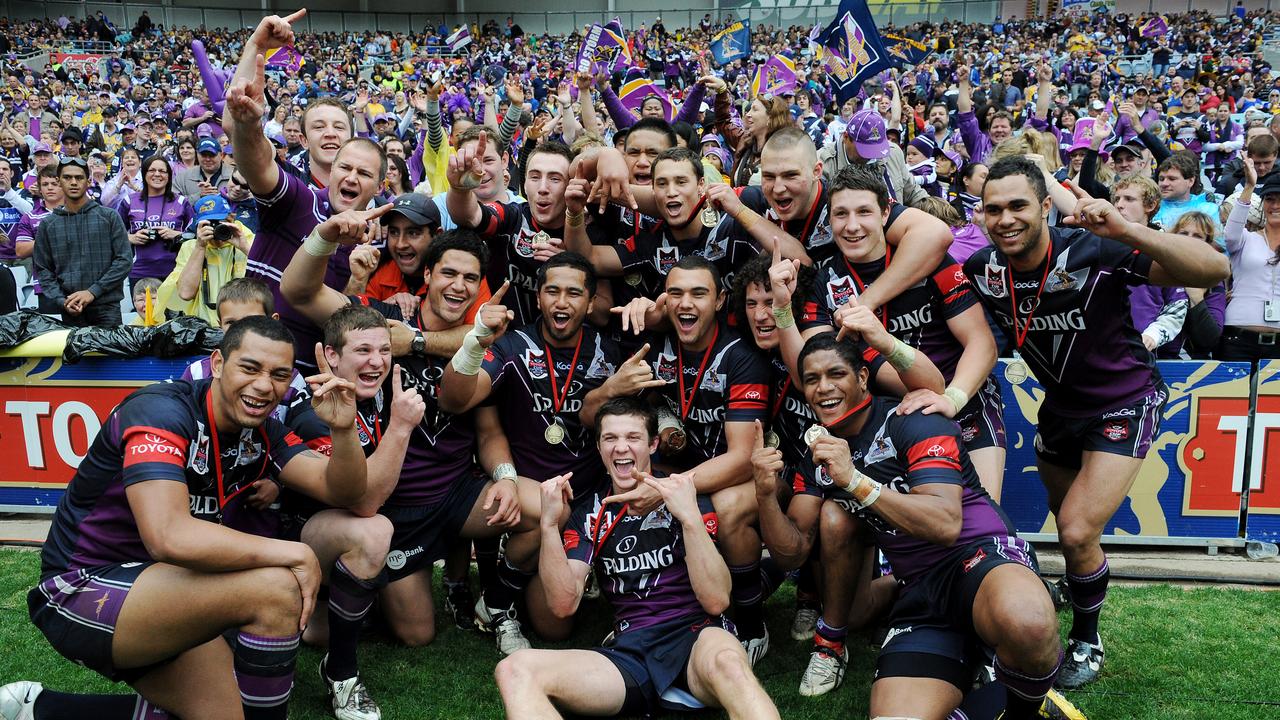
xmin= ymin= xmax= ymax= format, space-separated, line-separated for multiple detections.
xmin=706 ymin=183 xmax=810 ymax=263
xmin=441 ymin=281 xmax=512 ymax=413
xmin=750 ymin=421 xmax=820 ymax=571
xmin=350 ymin=365 xmax=424 ymax=517
xmin=444 ymin=132 xmax=489 ymax=229
xmin=280 ymin=206 xmax=395 ymax=325
xmin=643 ymin=473 xmax=730 ymax=615
xmin=688 ymin=420 xmax=755 ymax=494
xmin=278 ymin=347 xmax=369 ymax=508
xmin=225 ymin=12 xmax=304 ymax=195
xmin=580 ymin=343 xmax=666 ymax=428
xmin=835 ymin=303 xmax=946 ymax=395
xmin=569 ymin=146 xmax=650 ymax=215
xmin=538 ymin=474 xmax=590 ymax=619
xmin=936 ymin=304 xmax=997 ymax=407
xmin=858 ymin=207 xmax=952 ymax=313
xmin=562 ymin=167 xmax=625 ymax=275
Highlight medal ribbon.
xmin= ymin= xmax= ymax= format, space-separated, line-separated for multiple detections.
xmin=354 ymin=401 xmax=382 ymax=445
xmin=543 ymin=330 xmax=585 ymax=415
xmin=590 ymin=502 xmax=630 ymax=555
xmin=820 ymin=394 xmax=872 ymax=429
xmin=783 ymin=186 xmax=825 ymax=245
xmin=1006 ymin=237 xmax=1054 ymax=350
xmin=204 ymin=388 xmax=270 ymax=511
xmin=677 ymin=325 xmax=719 ymax=421
xmin=770 ymin=376 xmax=791 ymax=421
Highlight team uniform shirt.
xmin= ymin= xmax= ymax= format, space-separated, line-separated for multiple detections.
xmin=249 ymin=171 xmax=354 ymax=369
xmin=613 ymin=206 xmax=758 ymax=303
xmin=39 ymin=379 xmax=310 ymax=577
xmin=351 ymin=295 xmax=478 ymax=507
xmin=964 ymin=227 xmax=1164 ymax=417
xmin=480 ymin=323 xmax=622 ymax=499
xmin=563 ymin=490 xmax=719 ymax=634
xmin=588 ymin=203 xmax=663 ymax=311
xmin=738 ymin=183 xmax=835 ymax=264
xmin=116 ymin=192 xmax=194 ymax=280
xmin=793 ymin=397 xmax=1014 ymax=586
xmin=646 ymin=325 xmax=769 ymax=464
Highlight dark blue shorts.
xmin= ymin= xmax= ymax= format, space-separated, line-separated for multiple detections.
xmin=28 ymin=562 xmax=155 ymax=682
xmin=593 ymin=613 xmax=736 ymax=713
xmin=381 ymin=477 xmax=486 ymax=583
xmin=1034 ymin=389 xmax=1167 ymax=470
xmin=956 ymin=375 xmax=1006 ymax=451
xmin=876 ymin=536 xmax=1040 ymax=690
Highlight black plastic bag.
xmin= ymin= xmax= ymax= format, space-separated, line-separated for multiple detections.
xmin=63 ymin=315 xmax=224 ymax=362
xmin=0 ymin=310 xmax=74 ymax=348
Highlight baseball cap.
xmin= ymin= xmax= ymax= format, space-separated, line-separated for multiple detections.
xmin=1111 ymin=141 xmax=1144 ymax=159
xmin=197 ymin=138 xmax=221 ymax=155
xmin=34 ymin=142 xmax=53 ymax=154
xmin=192 ymin=194 xmax=232 ymax=224
xmin=1259 ymin=174 xmax=1280 ymax=198
xmin=373 ymin=113 xmax=391 ymax=123
xmin=1090 ymin=100 xmax=1105 ymax=111
xmin=383 ymin=193 xmax=442 ymax=230
xmin=268 ymin=134 xmax=286 ymax=148
xmin=845 ymin=109 xmax=890 ymax=160
xmin=121 ymin=123 xmax=136 ymax=132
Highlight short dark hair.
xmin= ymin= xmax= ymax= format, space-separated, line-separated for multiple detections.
xmin=456 ymin=124 xmax=506 ymax=157
xmin=423 ymin=229 xmax=489 ymax=271
xmin=668 ymin=254 xmax=723 ymax=292
xmin=1246 ymin=133 xmax=1279 ymax=159
xmin=537 ymin=251 xmax=597 ymax=296
xmin=625 ymin=117 xmax=678 ymax=150
xmin=1156 ymin=151 xmax=1200 ymax=183
xmin=217 ymin=277 xmax=275 ymax=315
xmin=652 ymin=146 xmax=703 ymax=180
xmin=797 ymin=332 xmax=868 ymax=381
xmin=985 ymin=156 xmax=1048 ymax=203
xmin=596 ymin=396 xmax=658 ymax=441
xmin=219 ymin=315 xmax=294 ymax=358
xmin=730 ymin=251 xmax=816 ymax=330
xmin=528 ymin=140 xmax=573 ymax=169
xmin=338 ymin=136 xmax=388 ymax=184
xmin=324 ymin=304 xmax=390 ymax=352
xmin=829 ymin=165 xmax=890 ymax=211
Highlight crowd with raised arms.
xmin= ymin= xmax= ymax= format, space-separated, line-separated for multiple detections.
xmin=0 ymin=4 xmax=1261 ymax=720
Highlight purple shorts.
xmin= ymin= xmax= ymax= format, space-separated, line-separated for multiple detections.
xmin=1034 ymin=388 xmax=1167 ymax=470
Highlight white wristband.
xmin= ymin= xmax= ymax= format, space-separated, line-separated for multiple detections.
xmin=451 ymin=329 xmax=487 ymax=376
xmin=493 ymin=463 xmax=517 ymax=482
xmin=302 ymin=228 xmax=338 ymax=257
xmin=943 ymin=386 xmax=970 ymax=414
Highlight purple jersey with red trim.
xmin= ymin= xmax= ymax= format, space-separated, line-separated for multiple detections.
xmin=40 ymin=379 xmax=309 ymax=577
xmin=645 ymin=326 xmax=769 ymax=465
xmin=564 ymin=491 xmax=718 ymax=634
xmin=481 ymin=323 xmax=621 ymax=499
xmin=248 ymin=171 xmax=354 ymax=368
xmin=793 ymin=397 xmax=1013 ymax=585
xmin=963 ymin=227 xmax=1162 ymax=416
xmin=352 ymin=295 xmax=478 ymax=506
xmin=806 ymin=253 xmax=976 ymax=380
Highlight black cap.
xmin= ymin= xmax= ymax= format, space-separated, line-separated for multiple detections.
xmin=60 ymin=127 xmax=83 ymax=143
xmin=1111 ymin=141 xmax=1144 ymax=159
xmin=1259 ymin=173 xmax=1280 ymax=198
xmin=382 ymin=193 xmax=442 ymax=230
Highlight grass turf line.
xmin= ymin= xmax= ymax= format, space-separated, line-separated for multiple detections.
xmin=0 ymin=548 xmax=1277 ymax=719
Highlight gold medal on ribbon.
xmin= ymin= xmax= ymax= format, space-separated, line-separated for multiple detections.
xmin=1003 ymin=358 xmax=1029 ymax=385
xmin=803 ymin=424 xmax=829 ymax=448
xmin=544 ymin=421 xmax=566 ymax=445
xmin=700 ymin=205 xmax=719 ymax=228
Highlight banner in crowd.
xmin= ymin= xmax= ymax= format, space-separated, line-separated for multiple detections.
xmin=1061 ymin=0 xmax=1116 ymax=17
xmin=1139 ymin=15 xmax=1169 ymax=39
xmin=812 ymin=0 xmax=894 ymax=104
xmin=710 ymin=21 xmax=751 ymax=65
xmin=575 ymin=18 xmax=631 ymax=74
xmin=264 ymin=45 xmax=303 ymax=74
xmin=617 ymin=77 xmax=673 ymax=122
xmin=751 ymin=54 xmax=797 ymax=99
xmin=882 ymin=32 xmax=934 ymax=68
xmin=446 ymin=26 xmax=472 ymax=52
xmin=50 ymin=53 xmax=106 ymax=77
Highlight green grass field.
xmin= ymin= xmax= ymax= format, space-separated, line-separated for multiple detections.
xmin=0 ymin=547 xmax=1277 ymax=719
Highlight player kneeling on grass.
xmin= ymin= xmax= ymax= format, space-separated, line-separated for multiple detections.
xmin=2 ymin=316 xmax=367 ymax=720
xmin=755 ymin=333 xmax=1085 ymax=720
xmin=494 ymin=397 xmax=780 ymax=720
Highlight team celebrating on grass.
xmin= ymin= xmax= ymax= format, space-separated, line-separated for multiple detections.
xmin=0 ymin=5 xmax=1253 ymax=720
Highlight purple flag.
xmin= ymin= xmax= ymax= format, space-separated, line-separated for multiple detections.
xmin=576 ymin=18 xmax=631 ymax=74
xmin=264 ymin=45 xmax=303 ymax=74
xmin=618 ymin=78 xmax=673 ymax=122
xmin=1139 ymin=16 xmax=1168 ymax=39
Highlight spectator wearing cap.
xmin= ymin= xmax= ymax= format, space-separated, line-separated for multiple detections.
xmin=85 ymin=105 xmax=124 ymax=155
xmin=818 ymin=109 xmax=925 ymax=205
xmin=156 ymin=194 xmax=253 ymax=326
xmin=33 ymin=157 xmax=131 ymax=326
xmin=1220 ymin=170 xmax=1280 ymax=362
xmin=1169 ymin=88 xmax=1209 ymax=154
xmin=59 ymin=128 xmax=84 ymax=160
xmin=175 ymin=137 xmax=232 ymax=200
xmin=19 ymin=142 xmax=56 ymax=196
xmin=904 ymin=135 xmax=943 ymax=198
xmin=345 ymin=192 xmax=450 ymax=315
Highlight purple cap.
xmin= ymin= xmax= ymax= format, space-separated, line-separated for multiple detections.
xmin=121 ymin=123 xmax=136 ymax=131
xmin=373 ymin=113 xmax=391 ymax=123
xmin=846 ymin=110 xmax=890 ymax=160
xmin=269 ymin=133 xmax=286 ymax=147
xmin=34 ymin=142 xmax=53 ymax=154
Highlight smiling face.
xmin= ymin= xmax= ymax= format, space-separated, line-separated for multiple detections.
xmin=384 ymin=214 xmax=431 ymax=276
xmin=538 ymin=265 xmax=593 ymax=344
xmin=324 ymin=326 xmax=392 ymax=401
xmin=830 ymin=187 xmax=889 ymax=264
xmin=744 ymin=98 xmax=769 ymax=136
xmin=210 ymin=332 xmax=295 ymax=428
xmin=597 ymin=412 xmax=658 ymax=490
xmin=665 ymin=266 xmax=723 ymax=350
xmin=760 ymin=143 xmax=821 ymax=223
xmin=458 ymin=135 xmax=507 ymax=202
xmin=143 ymin=158 xmax=170 ymax=193
xmin=424 ymin=248 xmax=483 ymax=325
xmin=327 ymin=142 xmax=383 ymax=213
xmin=304 ymin=104 xmax=354 ymax=168
xmin=524 ymin=151 xmax=569 ymax=228
xmin=801 ymin=348 xmax=869 ymax=426
xmin=652 ymin=156 xmax=704 ymax=227
xmin=982 ymin=173 xmax=1051 ymax=264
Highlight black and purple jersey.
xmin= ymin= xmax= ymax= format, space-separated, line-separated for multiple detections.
xmin=248 ymin=171 xmax=354 ymax=369
xmin=481 ymin=323 xmax=621 ymax=498
xmin=473 ymin=201 xmax=556 ymax=325
xmin=646 ymin=326 xmax=769 ymax=465
xmin=738 ymin=182 xmax=834 ymax=263
xmin=589 ymin=204 xmax=663 ymax=310
xmin=964 ymin=227 xmax=1164 ymax=416
xmin=805 ymin=252 xmax=976 ymax=381
xmin=614 ymin=209 xmax=759 ymax=299
xmin=40 ymin=379 xmax=310 ymax=577
xmin=793 ymin=397 xmax=1013 ymax=586
xmin=353 ymin=295 xmax=478 ymax=507
xmin=563 ymin=491 xmax=719 ymax=634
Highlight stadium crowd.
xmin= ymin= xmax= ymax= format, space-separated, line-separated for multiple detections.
xmin=0 ymin=3 xmax=1270 ymax=720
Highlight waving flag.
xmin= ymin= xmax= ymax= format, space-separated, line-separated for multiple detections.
xmin=264 ymin=45 xmax=303 ymax=74
xmin=710 ymin=21 xmax=751 ymax=65
xmin=882 ymin=33 xmax=933 ymax=68
xmin=1139 ymin=15 xmax=1168 ymax=39
xmin=617 ymin=77 xmax=673 ymax=122
xmin=576 ymin=18 xmax=632 ymax=74
xmin=751 ymin=54 xmax=797 ymax=98
xmin=812 ymin=0 xmax=894 ymax=104
xmin=446 ymin=26 xmax=472 ymax=52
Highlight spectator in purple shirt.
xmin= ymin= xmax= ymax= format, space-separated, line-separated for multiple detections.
xmin=118 ymin=155 xmax=194 ymax=284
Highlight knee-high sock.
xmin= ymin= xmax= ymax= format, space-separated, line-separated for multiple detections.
xmin=729 ymin=561 xmax=764 ymax=638
xmin=234 ymin=631 xmax=300 ymax=720
xmin=1066 ymin=557 xmax=1109 ymax=643
xmin=994 ymin=649 xmax=1062 ymax=720
xmin=482 ymin=557 xmax=535 ymax=611
xmin=325 ymin=559 xmax=385 ymax=682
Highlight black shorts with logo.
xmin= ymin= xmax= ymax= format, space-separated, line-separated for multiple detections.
xmin=1034 ymin=388 xmax=1167 ymax=470
xmin=593 ymin=613 xmax=737 ymax=714
xmin=955 ymin=375 xmax=1006 ymax=452
xmin=381 ymin=477 xmax=487 ymax=583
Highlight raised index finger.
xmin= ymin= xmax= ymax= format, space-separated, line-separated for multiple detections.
xmin=358 ymin=203 xmax=395 ymax=222
xmin=1062 ymin=178 xmax=1093 ymax=201
xmin=282 ymin=8 xmax=308 ymax=24
xmin=490 ymin=280 xmax=511 ymax=304
xmin=772 ymin=236 xmax=782 ymax=267
xmin=313 ymin=342 xmax=331 ymax=374
xmin=628 ymin=342 xmax=651 ymax=364
xmin=754 ymin=419 xmax=765 ymax=450
xmin=392 ymin=364 xmax=403 ymax=396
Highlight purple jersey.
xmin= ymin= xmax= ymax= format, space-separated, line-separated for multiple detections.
xmin=613 ymin=208 xmax=758 ymax=301
xmin=646 ymin=326 xmax=768 ymax=464
xmin=354 ymin=296 xmax=478 ymax=507
xmin=964 ymin=227 xmax=1163 ymax=416
xmin=807 ymin=252 xmax=976 ymax=380
xmin=40 ymin=379 xmax=310 ymax=577
xmin=564 ymin=491 xmax=718 ymax=633
xmin=249 ymin=171 xmax=353 ymax=369
xmin=481 ymin=323 xmax=621 ymax=499
xmin=117 ymin=192 xmax=194 ymax=280
xmin=794 ymin=397 xmax=1013 ymax=585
